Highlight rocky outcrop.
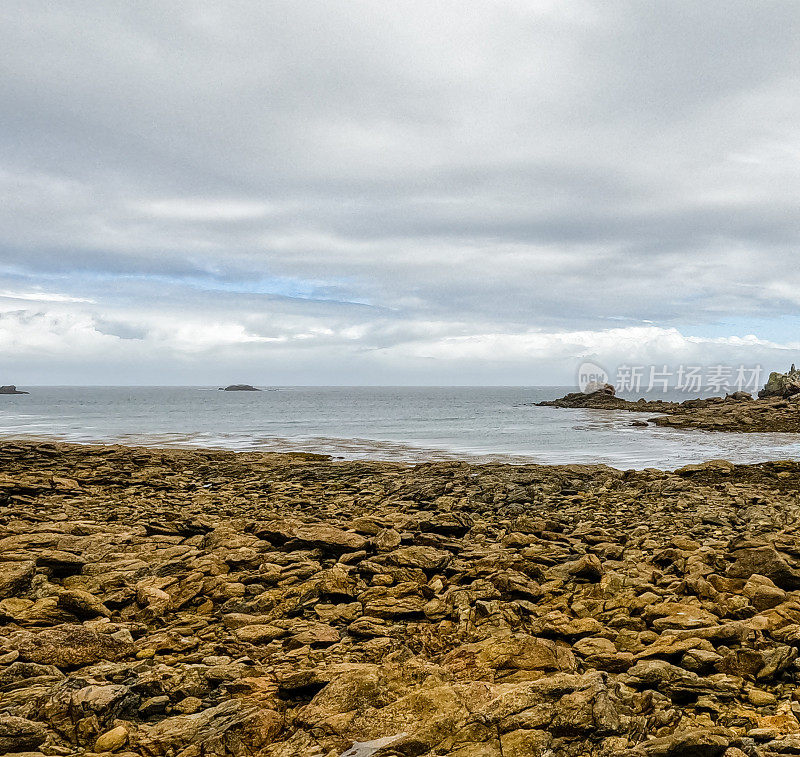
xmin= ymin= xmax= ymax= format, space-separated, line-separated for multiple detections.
xmin=219 ymin=384 xmax=260 ymax=391
xmin=539 ymin=388 xmax=633 ymax=410
xmin=539 ymin=390 xmax=800 ymax=433
xmin=0 ymin=385 xmax=28 ymax=394
xmin=759 ymin=365 xmax=800 ymax=399
xmin=5 ymin=442 xmax=800 ymax=754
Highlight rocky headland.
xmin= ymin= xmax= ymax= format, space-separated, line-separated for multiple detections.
xmin=537 ymin=367 xmax=800 ymax=433
xmin=4 ymin=442 xmax=800 ymax=755
xmin=538 ymin=392 xmax=800 ymax=433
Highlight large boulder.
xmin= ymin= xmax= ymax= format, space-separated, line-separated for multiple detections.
xmin=759 ymin=365 xmax=800 ymax=398
xmin=39 ymin=680 xmax=137 ymax=745
xmin=0 ymin=715 xmax=47 ymax=754
xmin=726 ymin=545 xmax=800 ymax=589
xmin=0 ymin=560 xmax=35 ymax=598
xmin=132 ymin=700 xmax=282 ymax=756
xmin=445 ymin=634 xmax=577 ymax=676
xmin=7 ymin=624 xmax=135 ymax=667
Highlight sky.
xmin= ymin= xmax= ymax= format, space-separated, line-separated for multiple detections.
xmin=2 ymin=0 xmax=800 ymax=386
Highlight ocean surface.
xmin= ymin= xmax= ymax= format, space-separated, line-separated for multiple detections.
xmin=1 ymin=386 xmax=799 ymax=470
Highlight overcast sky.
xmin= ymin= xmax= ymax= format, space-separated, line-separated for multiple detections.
xmin=2 ymin=1 xmax=800 ymax=385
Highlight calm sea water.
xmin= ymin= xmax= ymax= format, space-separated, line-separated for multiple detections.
xmin=0 ymin=386 xmax=798 ymax=469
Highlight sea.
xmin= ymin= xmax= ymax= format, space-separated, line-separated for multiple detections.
xmin=1 ymin=386 xmax=798 ymax=470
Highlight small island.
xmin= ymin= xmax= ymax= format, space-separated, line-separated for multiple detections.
xmin=0 ymin=385 xmax=29 ymax=395
xmin=219 ymin=384 xmax=260 ymax=392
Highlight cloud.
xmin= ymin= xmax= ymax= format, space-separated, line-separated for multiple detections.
xmin=0 ymin=290 xmax=94 ymax=303
xmin=0 ymin=1 xmax=799 ymax=382
xmin=131 ymin=198 xmax=274 ymax=221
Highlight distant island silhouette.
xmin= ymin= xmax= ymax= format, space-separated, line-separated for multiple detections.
xmin=0 ymin=385 xmax=29 ymax=395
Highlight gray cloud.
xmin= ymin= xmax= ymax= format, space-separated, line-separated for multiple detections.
xmin=1 ymin=1 xmax=799 ymax=383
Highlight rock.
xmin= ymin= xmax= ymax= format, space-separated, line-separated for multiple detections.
xmin=139 ymin=696 xmax=170 ymax=718
xmin=363 ymin=593 xmax=428 ymax=618
xmin=551 ymin=674 xmax=623 ymax=736
xmin=233 ymin=624 xmax=286 ymax=644
xmin=446 ymin=634 xmax=577 ymax=675
xmin=385 ymin=546 xmax=451 ymax=571
xmin=3 ymin=440 xmax=800 ymax=756
xmin=644 ymin=602 xmax=720 ymax=632
xmin=727 ymin=545 xmax=800 ymax=589
xmin=573 ymin=637 xmax=632 ymax=671
xmin=566 ymin=553 xmax=604 ymax=581
xmin=743 ymin=575 xmax=786 ymax=611
xmin=537 ymin=390 xmax=631 ymax=410
xmin=499 ymin=729 xmax=552 ymax=757
xmin=0 ymin=561 xmax=35 ymax=598
xmin=540 ymin=380 xmax=800 ymax=432
xmin=56 ymin=589 xmax=111 ymax=619
xmin=0 ymin=385 xmax=29 ymax=394
xmin=39 ymin=680 xmax=136 ymax=745
xmin=10 ymin=625 xmax=135 ymax=667
xmin=747 ymin=688 xmax=777 ymax=706
xmin=0 ymin=715 xmax=47 ymax=753
xmin=132 ymin=700 xmax=282 ymax=755
xmin=94 ymin=725 xmax=129 ymax=752
xmin=339 ymin=683 xmax=474 ymax=753
xmin=219 ymin=384 xmax=261 ymax=391
xmin=759 ymin=365 xmax=800 ymax=398
xmin=339 ymin=733 xmax=410 ymax=757
xmin=35 ymin=550 xmax=86 ymax=576
xmin=627 ymin=659 xmax=742 ymax=699
xmin=638 ymin=727 xmax=732 ymax=756
xmin=287 ymin=524 xmax=367 ymax=554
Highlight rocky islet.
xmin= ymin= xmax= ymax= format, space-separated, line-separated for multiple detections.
xmin=3 ymin=443 xmax=800 ymax=755
xmin=537 ymin=366 xmax=800 ymax=433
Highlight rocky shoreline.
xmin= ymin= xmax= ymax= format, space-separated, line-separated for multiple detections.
xmin=537 ymin=365 xmax=800 ymax=433
xmin=537 ymin=392 xmax=800 ymax=433
xmin=4 ymin=442 xmax=800 ymax=755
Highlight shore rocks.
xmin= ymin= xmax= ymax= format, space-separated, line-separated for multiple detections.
xmin=4 ymin=442 xmax=800 ymax=755
xmin=539 ymin=388 xmax=800 ymax=433
xmin=760 ymin=365 xmax=800 ymax=399
xmin=8 ymin=624 xmax=135 ymax=667
xmin=538 ymin=388 xmax=633 ymax=410
xmin=0 ymin=714 xmax=47 ymax=753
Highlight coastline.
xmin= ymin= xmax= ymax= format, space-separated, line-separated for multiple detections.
xmin=538 ymin=391 xmax=800 ymax=433
xmin=4 ymin=385 xmax=800 ymax=470
xmin=4 ymin=441 xmax=800 ymax=755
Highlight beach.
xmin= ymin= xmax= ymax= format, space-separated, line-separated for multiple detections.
xmin=4 ymin=441 xmax=800 ymax=755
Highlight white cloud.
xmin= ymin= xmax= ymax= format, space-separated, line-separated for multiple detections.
xmin=130 ymin=198 xmax=274 ymax=222
xmin=384 ymin=326 xmax=800 ymax=366
xmin=2 ymin=294 xmax=797 ymax=385
xmin=0 ymin=291 xmax=94 ymax=303
xmin=0 ymin=310 xmax=117 ymax=355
